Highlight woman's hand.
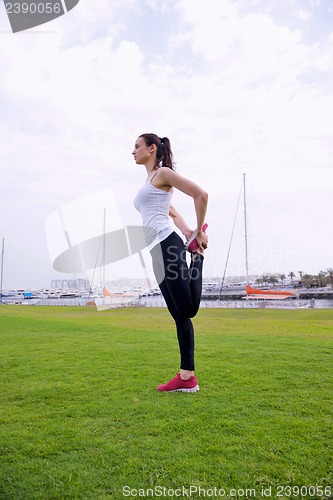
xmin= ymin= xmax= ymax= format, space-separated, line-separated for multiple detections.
xmin=196 ymin=229 xmax=208 ymax=252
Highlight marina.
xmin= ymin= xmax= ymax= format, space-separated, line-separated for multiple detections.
xmin=1 ymin=285 xmax=332 ymax=309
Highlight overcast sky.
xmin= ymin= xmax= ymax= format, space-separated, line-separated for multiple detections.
xmin=0 ymin=0 xmax=332 ymax=290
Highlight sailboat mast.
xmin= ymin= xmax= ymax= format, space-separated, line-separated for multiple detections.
xmin=0 ymin=238 xmax=4 ymax=304
xmin=243 ymin=173 xmax=249 ymax=285
xmin=103 ymin=208 xmax=106 ymax=289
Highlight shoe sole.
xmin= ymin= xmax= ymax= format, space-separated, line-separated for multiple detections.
xmin=184 ymin=231 xmax=197 ymax=251
xmin=184 ymin=223 xmax=208 ymax=253
xmin=158 ymin=385 xmax=200 ymax=393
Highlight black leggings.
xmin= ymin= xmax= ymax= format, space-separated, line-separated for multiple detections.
xmin=150 ymin=232 xmax=204 ymax=371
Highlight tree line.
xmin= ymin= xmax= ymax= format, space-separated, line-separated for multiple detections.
xmin=255 ymin=268 xmax=333 ymax=289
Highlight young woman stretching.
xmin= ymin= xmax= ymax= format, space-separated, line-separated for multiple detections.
xmin=133 ymin=133 xmax=208 ymax=392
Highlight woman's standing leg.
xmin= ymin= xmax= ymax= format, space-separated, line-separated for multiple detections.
xmin=157 ymin=279 xmax=195 ymax=371
xmin=151 ymin=232 xmax=204 ymax=391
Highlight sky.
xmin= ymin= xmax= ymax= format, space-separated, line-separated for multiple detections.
xmin=0 ymin=0 xmax=332 ymax=290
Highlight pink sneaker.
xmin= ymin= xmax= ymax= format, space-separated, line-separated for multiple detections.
xmin=157 ymin=373 xmax=200 ymax=393
xmin=184 ymin=223 xmax=208 ymax=254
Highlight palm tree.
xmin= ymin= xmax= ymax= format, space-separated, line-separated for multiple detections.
xmin=261 ymin=275 xmax=269 ymax=285
xmin=302 ymin=274 xmax=315 ymax=288
xmin=317 ymin=271 xmax=326 ymax=287
xmin=268 ymin=275 xmax=278 ymax=286
xmin=288 ymin=271 xmax=295 ymax=284
xmin=325 ymin=268 xmax=333 ymax=288
xmin=279 ymin=274 xmax=286 ymax=285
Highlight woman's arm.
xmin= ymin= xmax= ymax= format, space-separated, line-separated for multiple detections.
xmin=169 ymin=204 xmax=193 ymax=240
xmin=156 ymin=168 xmax=208 ymax=250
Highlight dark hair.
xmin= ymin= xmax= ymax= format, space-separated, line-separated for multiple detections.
xmin=139 ymin=133 xmax=175 ymax=170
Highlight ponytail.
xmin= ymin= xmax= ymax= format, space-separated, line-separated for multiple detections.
xmin=139 ymin=133 xmax=175 ymax=170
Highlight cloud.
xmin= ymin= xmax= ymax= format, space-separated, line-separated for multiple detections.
xmin=0 ymin=0 xmax=332 ymax=287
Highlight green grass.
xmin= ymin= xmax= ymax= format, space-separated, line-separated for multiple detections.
xmin=0 ymin=306 xmax=332 ymax=499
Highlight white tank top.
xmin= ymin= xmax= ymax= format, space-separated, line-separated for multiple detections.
xmin=134 ymin=174 xmax=173 ymax=248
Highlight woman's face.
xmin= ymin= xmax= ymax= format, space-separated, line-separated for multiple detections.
xmin=132 ymin=137 xmax=154 ymax=165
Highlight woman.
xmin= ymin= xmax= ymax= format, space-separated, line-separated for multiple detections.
xmin=133 ymin=133 xmax=208 ymax=392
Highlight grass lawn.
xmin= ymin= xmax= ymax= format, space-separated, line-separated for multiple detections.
xmin=0 ymin=305 xmax=332 ymax=499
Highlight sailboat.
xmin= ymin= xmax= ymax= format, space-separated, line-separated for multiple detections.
xmin=93 ymin=209 xmax=139 ymax=310
xmin=102 ymin=287 xmax=134 ymax=299
xmin=242 ymin=174 xmax=296 ymax=301
xmin=245 ymin=284 xmax=295 ymax=299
